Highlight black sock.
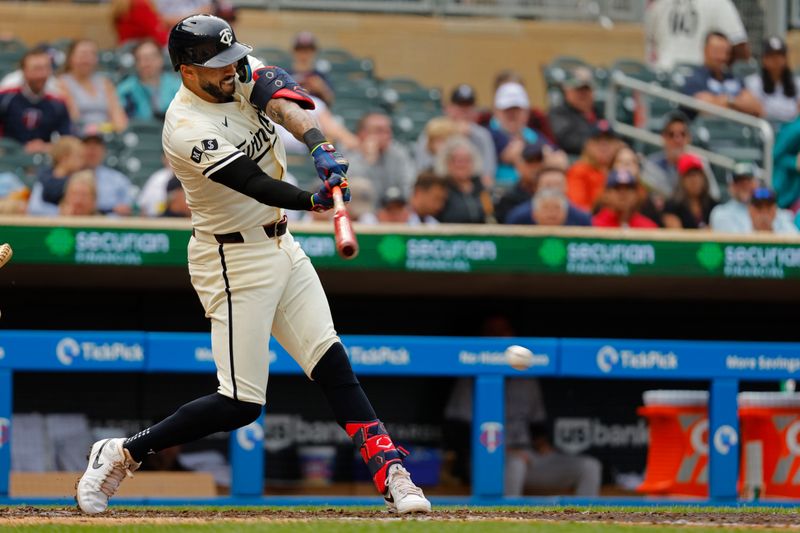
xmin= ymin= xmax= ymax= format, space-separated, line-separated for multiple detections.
xmin=311 ymin=343 xmax=376 ymax=428
xmin=124 ymin=392 xmax=261 ymax=462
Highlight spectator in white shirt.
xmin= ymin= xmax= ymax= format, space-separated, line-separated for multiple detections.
xmin=645 ymin=0 xmax=749 ymax=71
xmin=745 ymin=37 xmax=800 ymax=124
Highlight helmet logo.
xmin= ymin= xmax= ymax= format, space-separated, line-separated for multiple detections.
xmin=219 ymin=28 xmax=233 ymax=46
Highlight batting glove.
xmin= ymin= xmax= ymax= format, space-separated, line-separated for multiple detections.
xmin=310 ymin=174 xmax=350 ymax=212
xmin=311 ymin=142 xmax=349 ymax=182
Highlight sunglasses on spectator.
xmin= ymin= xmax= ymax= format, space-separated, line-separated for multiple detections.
xmin=610 ymin=184 xmax=638 ymax=191
xmin=665 ymin=129 xmax=688 ymax=139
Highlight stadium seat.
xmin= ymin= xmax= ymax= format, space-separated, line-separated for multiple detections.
xmin=252 ymin=46 xmax=292 ymax=68
xmin=0 ymin=137 xmax=23 ymax=156
xmin=692 ymin=117 xmax=764 ymax=164
xmin=317 ymin=48 xmax=355 ymax=64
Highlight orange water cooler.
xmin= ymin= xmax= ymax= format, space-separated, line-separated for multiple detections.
xmin=637 ymin=390 xmax=709 ymax=496
xmin=739 ymin=392 xmax=800 ymax=499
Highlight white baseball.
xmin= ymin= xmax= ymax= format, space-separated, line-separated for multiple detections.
xmin=505 ymin=345 xmax=534 ymax=371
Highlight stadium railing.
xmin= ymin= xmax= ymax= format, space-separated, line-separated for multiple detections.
xmin=2 ymin=331 xmax=799 ymax=504
xmin=605 ymin=71 xmax=775 ymax=182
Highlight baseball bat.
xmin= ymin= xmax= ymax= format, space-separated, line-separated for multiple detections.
xmin=0 ymin=243 xmax=11 ymax=268
xmin=332 ymin=186 xmax=359 ymax=259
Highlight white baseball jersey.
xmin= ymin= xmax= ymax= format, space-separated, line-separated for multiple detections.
xmin=163 ymin=55 xmax=289 ymax=234
xmin=645 ymin=0 xmax=747 ymax=71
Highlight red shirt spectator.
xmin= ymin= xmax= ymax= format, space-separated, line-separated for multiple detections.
xmin=592 ymin=169 xmax=659 ymax=229
xmin=113 ymin=0 xmax=168 ymax=47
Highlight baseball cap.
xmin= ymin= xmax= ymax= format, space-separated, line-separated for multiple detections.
xmin=763 ymin=36 xmax=787 ymax=55
xmin=166 ymin=176 xmax=182 ymax=193
xmin=381 ymin=186 xmax=406 ymax=207
xmin=677 ymin=153 xmax=704 ymax=175
xmin=661 ymin=110 xmax=690 ymax=131
xmin=80 ymin=124 xmax=105 ymax=143
xmin=732 ymin=161 xmax=760 ymax=181
xmin=606 ymin=169 xmax=638 ymax=188
xmin=522 ymin=140 xmax=547 ymax=163
xmin=589 ymin=119 xmax=616 ymax=139
xmin=293 ymin=31 xmax=317 ymax=50
xmin=562 ymin=66 xmax=595 ymax=90
xmin=751 ymin=186 xmax=777 ymax=204
xmin=494 ymin=82 xmax=529 ymax=110
xmin=450 ymin=84 xmax=476 ymax=106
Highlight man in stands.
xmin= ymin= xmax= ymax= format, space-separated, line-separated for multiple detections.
xmin=81 ymin=129 xmax=134 ymax=216
xmin=415 ymin=84 xmax=496 ymax=184
xmin=548 ymin=66 xmax=598 ymax=156
xmin=646 ymin=0 xmax=750 ymax=71
xmin=748 ymin=185 xmax=797 ymax=234
xmin=644 ymin=111 xmax=692 ymax=198
xmin=593 ymin=169 xmax=659 ymax=229
xmin=289 ymin=31 xmax=334 ymax=106
xmin=0 ymin=46 xmax=71 ymax=153
xmin=407 ymin=172 xmax=447 ymax=225
xmin=346 ymin=111 xmax=416 ymax=200
xmin=681 ymin=32 xmax=762 ymax=117
xmin=506 ymin=166 xmax=591 ymax=226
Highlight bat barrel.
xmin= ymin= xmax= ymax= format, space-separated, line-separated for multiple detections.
xmin=332 ymin=186 xmax=359 ymax=259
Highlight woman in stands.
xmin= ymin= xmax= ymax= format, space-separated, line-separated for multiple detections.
xmin=662 ymin=153 xmax=718 ymax=230
xmin=58 ymin=39 xmax=128 ymax=133
xmin=436 ymin=135 xmax=493 ymax=223
xmin=610 ymin=144 xmax=664 ymax=226
xmin=745 ymin=37 xmax=800 ymax=124
xmin=26 ymin=136 xmax=86 ymax=216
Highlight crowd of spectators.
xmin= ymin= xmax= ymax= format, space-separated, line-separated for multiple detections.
xmin=1 ymin=0 xmax=800 ymax=236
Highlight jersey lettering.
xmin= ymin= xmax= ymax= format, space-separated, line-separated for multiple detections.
xmin=239 ymin=111 xmax=276 ymax=162
xmin=191 ymin=146 xmax=202 ymax=163
xmin=668 ymin=0 xmax=698 ymax=37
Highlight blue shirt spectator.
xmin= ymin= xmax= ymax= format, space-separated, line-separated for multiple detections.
xmin=680 ymin=31 xmax=762 ymax=117
xmin=117 ymin=39 xmax=181 ymax=120
xmin=506 ymin=198 xmax=591 ymax=226
xmin=81 ymin=132 xmax=134 ymax=215
xmin=0 ymin=47 xmax=71 ymax=152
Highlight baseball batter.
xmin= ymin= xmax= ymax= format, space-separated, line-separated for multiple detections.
xmin=76 ymin=14 xmax=430 ymax=515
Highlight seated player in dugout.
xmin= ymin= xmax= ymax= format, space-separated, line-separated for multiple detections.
xmin=76 ymin=14 xmax=430 ymax=515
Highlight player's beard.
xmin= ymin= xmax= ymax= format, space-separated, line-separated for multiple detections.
xmin=200 ymin=79 xmax=235 ymax=103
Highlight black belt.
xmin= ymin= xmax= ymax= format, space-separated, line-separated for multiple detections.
xmin=193 ymin=216 xmax=288 ymax=244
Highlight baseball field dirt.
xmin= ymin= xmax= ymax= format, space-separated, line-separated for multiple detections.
xmin=1 ymin=505 xmax=799 ymax=532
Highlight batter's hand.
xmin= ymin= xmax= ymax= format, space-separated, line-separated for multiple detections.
xmin=311 ymin=142 xmax=349 ymax=182
xmin=310 ymin=174 xmax=350 ymax=212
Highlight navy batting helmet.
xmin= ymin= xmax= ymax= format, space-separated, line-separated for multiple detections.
xmin=168 ymin=14 xmax=252 ymax=71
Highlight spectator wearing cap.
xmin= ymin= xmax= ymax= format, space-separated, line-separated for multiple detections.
xmin=0 ymin=46 xmax=71 ymax=154
xmin=566 ymin=121 xmax=618 ymax=212
xmin=81 ymin=129 xmax=134 ymax=215
xmin=489 ymin=82 xmax=547 ymax=187
xmin=745 ymin=37 xmax=800 ymax=124
xmin=117 ymin=39 xmax=181 ymax=120
xmin=506 ymin=166 xmax=591 ymax=226
xmin=415 ymin=84 xmax=497 ymax=183
xmin=59 ymin=39 xmax=128 ymax=133
xmin=111 ymin=0 xmax=168 ymax=47
xmin=593 ymin=169 xmax=658 ymax=228
xmin=680 ymin=32 xmax=762 ymax=118
xmin=377 ymin=186 xmax=410 ymax=224
xmin=160 ymin=176 xmax=190 ymax=217
xmin=749 ymin=186 xmax=798 ymax=234
xmin=289 ymin=31 xmax=334 ymax=106
xmin=408 ymin=172 xmax=447 ymax=225
xmin=494 ymin=141 xmax=545 ymax=223
xmin=644 ymin=111 xmax=692 ymax=198
xmin=711 ymin=164 xmax=796 ymax=233
xmin=345 ymin=111 xmax=416 ymax=200
xmin=436 ymin=136 xmax=491 ymax=224
xmin=547 ymin=66 xmax=598 ymax=156
xmin=612 ymin=144 xmax=664 ymax=226
xmin=27 ymin=135 xmax=86 ymax=216
xmin=662 ymin=153 xmax=718 ymax=229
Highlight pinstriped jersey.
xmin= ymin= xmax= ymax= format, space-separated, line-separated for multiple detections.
xmin=162 ymin=55 xmax=287 ymax=234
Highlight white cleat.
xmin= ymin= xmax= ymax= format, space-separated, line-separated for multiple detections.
xmin=384 ymin=463 xmax=432 ymax=514
xmin=76 ymin=438 xmax=140 ymax=514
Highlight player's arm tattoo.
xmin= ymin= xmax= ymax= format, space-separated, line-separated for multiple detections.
xmin=266 ymin=98 xmax=321 ymax=143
